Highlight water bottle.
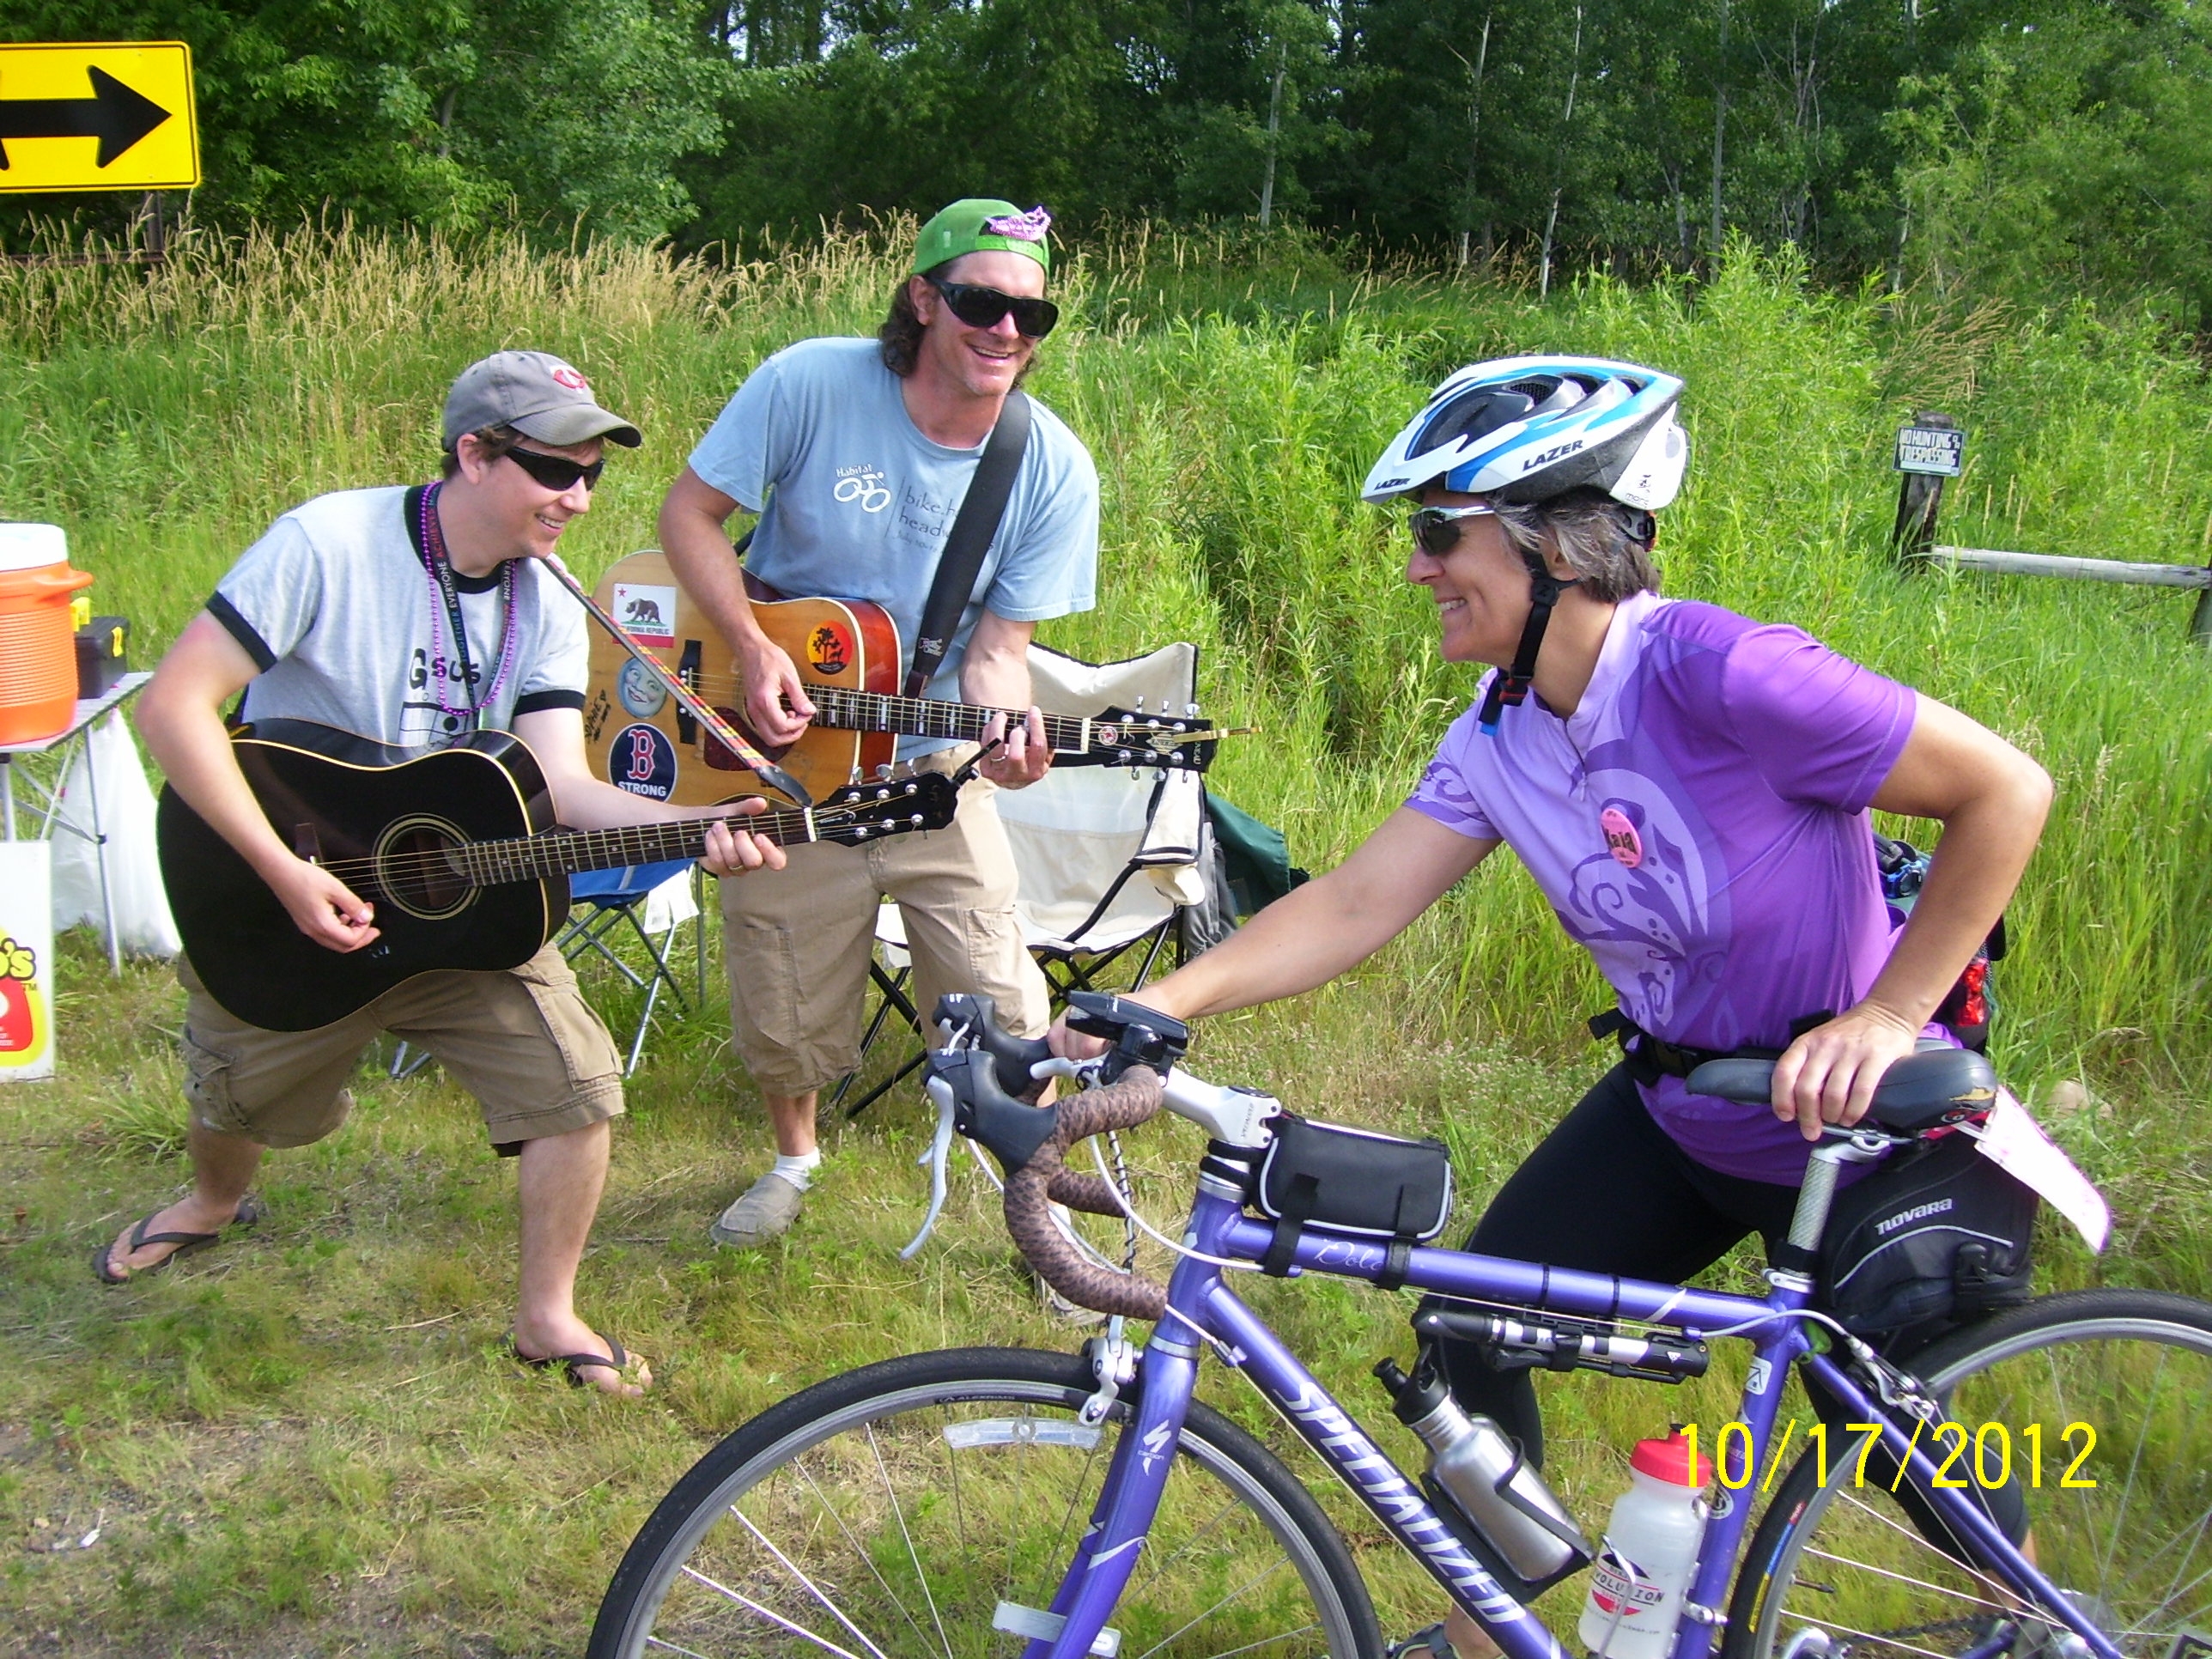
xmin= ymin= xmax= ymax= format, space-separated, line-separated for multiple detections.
xmin=1373 ymin=1357 xmax=1591 ymax=1583
xmin=1577 ymin=1429 xmax=1714 ymax=1659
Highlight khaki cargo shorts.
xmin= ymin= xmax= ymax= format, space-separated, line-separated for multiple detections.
xmin=178 ymin=945 xmax=624 ymax=1152
xmin=719 ymin=750 xmax=1050 ymax=1096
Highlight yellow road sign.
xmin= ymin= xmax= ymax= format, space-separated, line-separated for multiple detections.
xmin=0 ymin=42 xmax=198 ymax=194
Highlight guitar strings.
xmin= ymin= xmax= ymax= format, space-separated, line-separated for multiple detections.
xmin=290 ymin=802 xmax=916 ymax=886
xmin=613 ymin=672 xmax=1207 ymax=746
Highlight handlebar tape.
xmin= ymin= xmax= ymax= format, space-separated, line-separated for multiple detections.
xmin=1003 ymin=1066 xmax=1170 ymax=1322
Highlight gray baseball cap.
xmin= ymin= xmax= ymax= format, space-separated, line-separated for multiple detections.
xmin=442 ymin=350 xmax=642 ymax=450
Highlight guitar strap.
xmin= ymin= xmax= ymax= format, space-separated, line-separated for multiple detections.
xmin=905 ymin=391 xmax=1031 ymax=699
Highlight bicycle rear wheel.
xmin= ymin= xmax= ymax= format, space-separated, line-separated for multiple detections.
xmin=589 ymin=1345 xmax=1382 ymax=1659
xmin=1724 ymin=1289 xmax=2212 ymax=1659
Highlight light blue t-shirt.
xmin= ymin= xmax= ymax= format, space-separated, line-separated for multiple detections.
xmin=688 ymin=337 xmax=1099 ymax=757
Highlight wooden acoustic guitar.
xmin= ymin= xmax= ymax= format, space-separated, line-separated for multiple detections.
xmin=158 ymin=719 xmax=957 ymax=1031
xmin=582 ymin=551 xmax=1221 ymax=810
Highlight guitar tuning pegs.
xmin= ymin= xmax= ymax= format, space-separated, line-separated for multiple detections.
xmin=1133 ymin=695 xmax=1146 ymax=712
xmin=874 ymin=763 xmax=894 ymax=781
xmin=1184 ymin=702 xmax=1199 ymax=718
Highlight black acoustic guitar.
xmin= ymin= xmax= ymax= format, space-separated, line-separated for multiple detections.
xmin=158 ymin=719 xmax=957 ymax=1031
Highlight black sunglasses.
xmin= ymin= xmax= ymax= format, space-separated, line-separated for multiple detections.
xmin=927 ymin=277 xmax=1060 ymax=339
xmin=503 ymin=446 xmax=606 ymax=492
xmin=1408 ymin=502 xmax=1497 ymax=556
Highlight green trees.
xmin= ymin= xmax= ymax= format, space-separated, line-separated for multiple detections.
xmin=1891 ymin=2 xmax=2212 ymax=324
xmin=1 ymin=0 xmax=732 ymax=240
xmin=7 ymin=0 xmax=2209 ymax=325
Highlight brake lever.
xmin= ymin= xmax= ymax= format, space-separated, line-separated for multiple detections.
xmin=899 ymin=1075 xmax=963 ymax=1261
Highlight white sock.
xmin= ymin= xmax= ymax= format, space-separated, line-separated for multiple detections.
xmin=773 ymin=1150 xmax=823 ymax=1191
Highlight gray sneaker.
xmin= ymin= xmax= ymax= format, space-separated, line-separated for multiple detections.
xmin=710 ymin=1172 xmax=805 ymax=1249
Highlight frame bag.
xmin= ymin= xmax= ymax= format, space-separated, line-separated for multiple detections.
xmin=1819 ymin=1131 xmax=2038 ymax=1335
xmin=1253 ymin=1115 xmax=1454 ymax=1285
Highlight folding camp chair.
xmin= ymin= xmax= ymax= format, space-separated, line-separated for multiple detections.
xmin=556 ymin=860 xmax=705 ymax=1076
xmin=832 ymin=641 xmax=1206 ymax=1117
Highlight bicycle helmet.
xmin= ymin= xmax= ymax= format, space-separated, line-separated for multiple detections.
xmin=1364 ymin=356 xmax=1687 ymax=733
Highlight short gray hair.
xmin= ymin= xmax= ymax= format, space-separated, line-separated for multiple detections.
xmin=1489 ymin=488 xmax=1660 ymax=602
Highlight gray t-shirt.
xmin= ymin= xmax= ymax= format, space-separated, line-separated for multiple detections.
xmin=210 ymin=485 xmax=588 ymax=750
xmin=687 ymin=337 xmax=1099 ymax=757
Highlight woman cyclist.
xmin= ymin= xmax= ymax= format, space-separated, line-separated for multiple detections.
xmin=1053 ymin=356 xmax=2052 ymax=1659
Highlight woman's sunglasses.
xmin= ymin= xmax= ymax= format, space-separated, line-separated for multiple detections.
xmin=1408 ymin=502 xmax=1497 ymax=556
xmin=503 ymin=447 xmax=606 ymax=492
xmin=927 ymin=277 xmax=1060 ymax=339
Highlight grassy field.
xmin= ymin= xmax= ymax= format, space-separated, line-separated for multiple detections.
xmin=3 ymin=221 xmax=2209 ymax=1655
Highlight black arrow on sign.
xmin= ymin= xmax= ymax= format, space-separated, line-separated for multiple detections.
xmin=0 ymin=66 xmax=173 ymax=170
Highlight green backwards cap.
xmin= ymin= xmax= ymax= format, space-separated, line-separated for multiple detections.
xmin=912 ymin=198 xmax=1053 ymax=275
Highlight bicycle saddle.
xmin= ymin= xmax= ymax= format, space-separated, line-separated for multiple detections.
xmin=1686 ymin=1048 xmax=1999 ymax=1134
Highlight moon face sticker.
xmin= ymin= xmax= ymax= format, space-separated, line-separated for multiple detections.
xmin=806 ymin=622 xmax=854 ymax=676
xmin=617 ymin=658 xmax=667 ymax=718
xmin=610 ymin=721 xmax=678 ymax=800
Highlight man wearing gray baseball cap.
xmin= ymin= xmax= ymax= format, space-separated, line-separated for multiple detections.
xmin=104 ymin=352 xmax=783 ymax=1400
xmin=442 ymin=349 xmax=644 ymax=451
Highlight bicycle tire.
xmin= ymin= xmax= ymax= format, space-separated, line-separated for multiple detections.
xmin=588 ymin=1345 xmax=1384 ymax=1659
xmin=1723 ymin=1289 xmax=2212 ymax=1659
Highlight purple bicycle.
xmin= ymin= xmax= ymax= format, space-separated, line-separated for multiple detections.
xmin=589 ymin=994 xmax=2212 ymax=1659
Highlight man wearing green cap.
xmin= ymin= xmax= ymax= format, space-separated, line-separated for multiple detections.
xmin=659 ymin=198 xmax=1100 ymax=1250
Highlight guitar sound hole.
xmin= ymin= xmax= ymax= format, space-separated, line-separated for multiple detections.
xmin=375 ymin=817 xmax=475 ymax=921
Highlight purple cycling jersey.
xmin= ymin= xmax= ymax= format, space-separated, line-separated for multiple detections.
xmin=1407 ymin=592 xmax=1918 ymax=1183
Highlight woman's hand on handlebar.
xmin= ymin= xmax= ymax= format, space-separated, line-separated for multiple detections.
xmin=1047 ymin=1012 xmax=1111 ymax=1063
xmin=1769 ymin=1003 xmax=1923 ymax=1139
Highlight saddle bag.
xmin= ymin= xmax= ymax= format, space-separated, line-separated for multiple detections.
xmin=1819 ymin=1131 xmax=2038 ymax=1335
xmin=1252 ymin=1115 xmax=1454 ymax=1280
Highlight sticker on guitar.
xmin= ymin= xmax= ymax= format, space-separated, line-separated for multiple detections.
xmin=612 ymin=583 xmax=678 ymax=648
xmin=806 ymin=623 xmax=854 ymax=676
xmin=611 ymin=722 xmax=679 ymax=799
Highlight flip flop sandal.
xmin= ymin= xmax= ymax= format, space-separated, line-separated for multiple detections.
xmin=92 ymin=1196 xmax=263 ymax=1286
xmin=507 ymin=1332 xmax=634 ymax=1389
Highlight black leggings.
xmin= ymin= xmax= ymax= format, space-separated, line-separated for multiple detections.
xmin=1420 ymin=1064 xmax=2025 ymax=1547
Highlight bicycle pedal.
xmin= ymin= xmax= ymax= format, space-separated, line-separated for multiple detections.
xmin=994 ymin=1600 xmax=1121 ymax=1656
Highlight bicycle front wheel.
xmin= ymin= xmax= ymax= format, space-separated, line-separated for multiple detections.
xmin=1725 ymin=1289 xmax=2212 ymax=1659
xmin=589 ymin=1345 xmax=1382 ymax=1659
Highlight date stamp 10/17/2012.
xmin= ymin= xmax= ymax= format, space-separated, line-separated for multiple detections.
xmin=1680 ymin=1420 xmax=2098 ymax=1493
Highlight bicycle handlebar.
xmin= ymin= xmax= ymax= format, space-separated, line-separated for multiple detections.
xmin=927 ymin=991 xmax=1224 ymax=1319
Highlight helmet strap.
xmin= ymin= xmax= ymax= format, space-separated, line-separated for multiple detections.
xmin=1477 ymin=552 xmax=1577 ymax=736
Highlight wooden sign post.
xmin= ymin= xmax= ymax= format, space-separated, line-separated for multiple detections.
xmin=1891 ymin=412 xmax=1964 ymax=566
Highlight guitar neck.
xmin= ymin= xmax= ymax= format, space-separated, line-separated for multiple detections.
xmin=807 ymin=685 xmax=1091 ymax=749
xmin=450 ymin=803 xmax=821 ymax=887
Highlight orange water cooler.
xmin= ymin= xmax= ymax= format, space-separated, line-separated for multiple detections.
xmin=0 ymin=524 xmax=95 ymax=745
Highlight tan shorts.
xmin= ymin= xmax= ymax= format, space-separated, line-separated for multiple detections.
xmin=719 ymin=750 xmax=1050 ymax=1096
xmin=178 ymin=945 xmax=624 ymax=1152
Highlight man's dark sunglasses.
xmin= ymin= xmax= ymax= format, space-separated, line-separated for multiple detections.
xmin=504 ymin=447 xmax=606 ymax=492
xmin=927 ymin=277 xmax=1060 ymax=339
